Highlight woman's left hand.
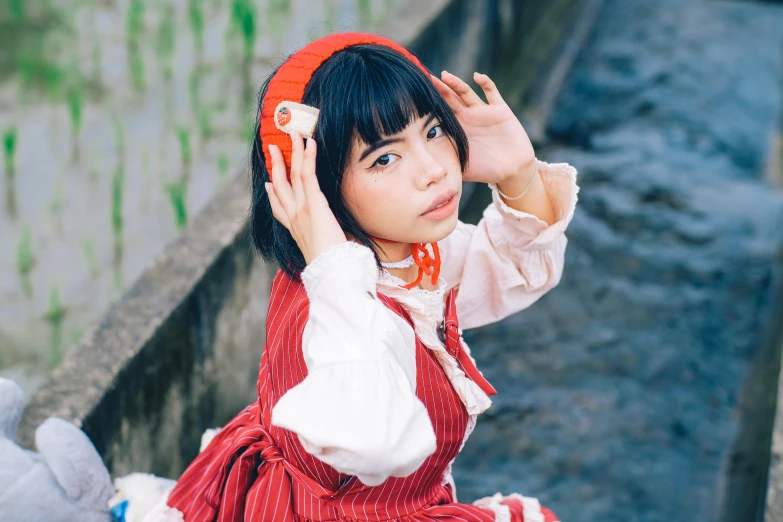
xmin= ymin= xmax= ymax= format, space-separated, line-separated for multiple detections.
xmin=432 ymin=71 xmax=535 ymax=185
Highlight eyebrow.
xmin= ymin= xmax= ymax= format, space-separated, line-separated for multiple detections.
xmin=358 ymin=113 xmax=438 ymax=162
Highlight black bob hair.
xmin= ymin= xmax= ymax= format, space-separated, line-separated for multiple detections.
xmin=249 ymin=44 xmax=470 ymax=280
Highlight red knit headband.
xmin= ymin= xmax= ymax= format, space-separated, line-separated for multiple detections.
xmin=259 ymin=32 xmax=430 ymax=177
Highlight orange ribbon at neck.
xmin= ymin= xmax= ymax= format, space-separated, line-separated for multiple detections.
xmin=372 ymin=238 xmax=441 ymax=290
xmin=403 ymin=242 xmax=441 ymax=290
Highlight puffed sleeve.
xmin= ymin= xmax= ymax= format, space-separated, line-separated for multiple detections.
xmin=438 ymin=159 xmax=579 ymax=330
xmin=270 ymin=242 xmax=437 ymax=487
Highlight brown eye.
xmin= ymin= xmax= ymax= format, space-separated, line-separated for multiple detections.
xmin=427 ymin=125 xmax=443 ymax=139
xmin=370 ymin=153 xmax=399 ymax=169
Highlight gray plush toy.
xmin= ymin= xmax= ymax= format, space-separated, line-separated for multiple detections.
xmin=0 ymin=377 xmax=114 ymax=522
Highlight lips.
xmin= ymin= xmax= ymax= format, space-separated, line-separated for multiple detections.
xmin=423 ymin=189 xmax=458 ymax=215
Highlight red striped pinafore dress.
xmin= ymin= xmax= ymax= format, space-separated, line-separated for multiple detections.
xmin=167 ymin=270 xmax=558 ymax=521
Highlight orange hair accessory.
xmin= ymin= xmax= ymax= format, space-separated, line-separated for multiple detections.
xmin=260 ymin=32 xmax=429 ymax=179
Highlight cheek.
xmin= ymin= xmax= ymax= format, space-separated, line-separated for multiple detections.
xmin=344 ymin=174 xmax=411 ymax=228
xmin=437 ymin=140 xmax=462 ymax=175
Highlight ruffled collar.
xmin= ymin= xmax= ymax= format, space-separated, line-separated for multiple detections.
xmin=376 ymin=270 xmax=492 ymax=416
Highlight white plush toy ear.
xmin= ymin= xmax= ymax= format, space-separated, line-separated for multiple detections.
xmin=274 ymin=101 xmax=319 ymax=139
xmin=36 ymin=418 xmax=115 ymax=512
xmin=0 ymin=378 xmax=24 ymax=440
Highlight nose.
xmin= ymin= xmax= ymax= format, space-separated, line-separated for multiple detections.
xmin=414 ymin=148 xmax=448 ymax=190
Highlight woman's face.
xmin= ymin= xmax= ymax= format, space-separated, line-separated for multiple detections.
xmin=341 ymin=114 xmax=463 ymax=245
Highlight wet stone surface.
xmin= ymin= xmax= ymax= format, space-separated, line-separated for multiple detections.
xmin=454 ymin=0 xmax=783 ymax=521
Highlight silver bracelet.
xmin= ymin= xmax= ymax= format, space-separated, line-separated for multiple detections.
xmin=496 ymin=166 xmax=537 ymax=201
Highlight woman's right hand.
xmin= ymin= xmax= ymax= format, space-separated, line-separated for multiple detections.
xmin=265 ymin=132 xmax=348 ymax=265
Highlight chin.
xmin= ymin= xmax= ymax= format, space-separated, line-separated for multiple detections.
xmin=416 ymin=212 xmax=460 ymax=244
xmin=369 ymin=211 xmax=460 ymax=245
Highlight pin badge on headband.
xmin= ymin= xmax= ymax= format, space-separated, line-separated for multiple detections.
xmin=274 ymin=101 xmax=319 ymax=139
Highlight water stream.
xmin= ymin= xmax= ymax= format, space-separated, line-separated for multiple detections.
xmin=455 ymin=1 xmax=783 ymax=520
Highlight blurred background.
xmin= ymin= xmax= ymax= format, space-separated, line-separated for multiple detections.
xmin=2 ymin=0 xmax=783 ymax=521
xmin=0 ymin=0 xmax=393 ymax=395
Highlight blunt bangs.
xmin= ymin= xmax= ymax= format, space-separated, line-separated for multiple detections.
xmin=350 ymin=48 xmax=458 ymax=147
xmin=302 ymin=44 xmax=469 ymax=183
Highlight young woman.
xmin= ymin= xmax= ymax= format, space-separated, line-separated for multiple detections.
xmin=161 ymin=32 xmax=579 ymax=522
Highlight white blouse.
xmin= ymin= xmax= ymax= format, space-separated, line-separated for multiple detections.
xmin=270 ymin=160 xmax=579 ymax=488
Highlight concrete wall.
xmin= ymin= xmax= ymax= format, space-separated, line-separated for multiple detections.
xmin=18 ymin=0 xmax=586 ymax=479
xmin=764 ymin=275 xmax=783 ymax=521
xmin=18 ymin=177 xmax=272 ymax=478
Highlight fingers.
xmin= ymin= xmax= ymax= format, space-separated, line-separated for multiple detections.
xmin=267 ymin=137 xmax=321 ymax=232
xmin=430 ymin=73 xmax=465 ymax=113
xmin=289 ymin=132 xmax=306 ymax=204
xmin=268 ymin=143 xmax=288 ymax=188
xmin=440 ymin=70 xmax=483 ymax=107
xmin=301 ymin=138 xmax=323 ymax=202
xmin=268 ymin=143 xmax=295 ymax=215
xmin=265 ymin=182 xmax=291 ymax=229
xmin=473 ymin=72 xmax=505 ymax=105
